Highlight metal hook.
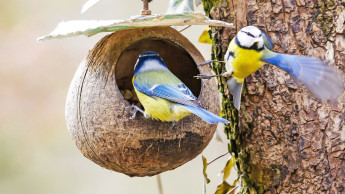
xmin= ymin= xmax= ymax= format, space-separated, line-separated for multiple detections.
xmin=141 ymin=0 xmax=152 ymax=15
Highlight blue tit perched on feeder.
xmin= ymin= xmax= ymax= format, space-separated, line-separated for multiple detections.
xmin=131 ymin=51 xmax=229 ymax=124
xmin=196 ymin=26 xmax=344 ymax=110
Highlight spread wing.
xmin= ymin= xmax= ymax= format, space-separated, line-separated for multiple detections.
xmin=262 ymin=50 xmax=344 ymax=101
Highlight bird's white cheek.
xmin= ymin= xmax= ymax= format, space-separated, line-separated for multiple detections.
xmin=225 ymin=61 xmax=233 ymax=74
xmin=257 ymin=41 xmax=264 ymax=49
xmin=237 ymin=33 xmax=253 ymax=48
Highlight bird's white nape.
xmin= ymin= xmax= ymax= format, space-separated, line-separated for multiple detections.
xmin=136 ymin=59 xmax=168 ymax=74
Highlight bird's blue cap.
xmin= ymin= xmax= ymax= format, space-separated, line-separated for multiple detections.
xmin=139 ymin=51 xmax=160 ymax=58
xmin=134 ymin=51 xmax=167 ymax=74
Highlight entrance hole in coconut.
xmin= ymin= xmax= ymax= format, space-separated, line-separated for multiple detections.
xmin=115 ymin=38 xmax=201 ymax=109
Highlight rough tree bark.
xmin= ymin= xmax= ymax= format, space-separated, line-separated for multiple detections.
xmin=202 ymin=0 xmax=345 ymax=193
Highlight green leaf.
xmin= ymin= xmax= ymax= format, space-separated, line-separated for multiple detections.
xmin=215 ymin=181 xmax=234 ymax=194
xmin=222 ymin=156 xmax=236 ymax=181
xmin=202 ymin=155 xmax=210 ymax=183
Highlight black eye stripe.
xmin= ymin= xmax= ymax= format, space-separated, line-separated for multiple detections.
xmin=235 ymin=36 xmax=264 ymax=51
xmin=243 ymin=31 xmax=255 ymax=37
xmin=242 ymin=30 xmax=263 ymax=38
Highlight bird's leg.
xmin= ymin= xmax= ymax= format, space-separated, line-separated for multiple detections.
xmin=194 ymin=70 xmax=234 ymax=80
xmin=195 ymin=60 xmax=228 ymax=79
xmin=130 ymin=104 xmax=145 ymax=119
xmin=170 ymin=121 xmax=176 ymax=129
xmin=198 ymin=60 xmax=226 ymax=67
xmin=194 ymin=74 xmax=224 ymax=79
xmin=222 ymin=71 xmax=233 ymax=77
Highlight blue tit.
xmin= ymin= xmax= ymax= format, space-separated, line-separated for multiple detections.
xmin=196 ymin=26 xmax=344 ymax=110
xmin=131 ymin=51 xmax=229 ymax=124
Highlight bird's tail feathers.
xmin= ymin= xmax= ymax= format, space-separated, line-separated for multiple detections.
xmin=227 ymin=77 xmax=243 ymax=110
xmin=182 ymin=105 xmax=229 ymax=124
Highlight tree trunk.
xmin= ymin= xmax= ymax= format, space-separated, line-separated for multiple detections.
xmin=202 ymin=0 xmax=345 ymax=193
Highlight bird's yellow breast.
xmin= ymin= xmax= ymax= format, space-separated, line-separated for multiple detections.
xmin=134 ymin=88 xmax=191 ymax=122
xmin=229 ymin=40 xmax=265 ymax=83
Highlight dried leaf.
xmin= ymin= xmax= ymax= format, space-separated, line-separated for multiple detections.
xmin=215 ymin=181 xmax=235 ymax=194
xmin=222 ymin=156 xmax=236 ymax=181
xmin=198 ymin=26 xmax=212 ymax=44
xmin=215 ymin=129 xmax=223 ymax=142
xmin=123 ymin=89 xmax=133 ymax=100
xmin=166 ymin=0 xmax=194 ymax=14
xmin=202 ymin=155 xmax=210 ymax=183
xmin=231 ymin=179 xmax=239 ymax=188
xmin=81 ymin=0 xmax=101 ymax=14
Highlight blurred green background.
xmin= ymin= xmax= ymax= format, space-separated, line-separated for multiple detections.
xmin=0 ymin=0 xmax=233 ymax=193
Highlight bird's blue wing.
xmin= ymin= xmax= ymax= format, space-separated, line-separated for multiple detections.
xmin=148 ymin=84 xmax=201 ymax=107
xmin=261 ymin=51 xmax=344 ymax=101
xmin=261 ymin=31 xmax=273 ymax=50
xmin=134 ymin=80 xmax=201 ymax=107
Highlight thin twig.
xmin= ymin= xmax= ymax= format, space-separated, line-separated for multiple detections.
xmin=207 ymin=152 xmax=229 ymax=165
xmin=228 ymin=185 xmax=239 ymax=194
xmin=203 ymin=177 xmax=207 ymax=194
xmin=156 ymin=174 xmax=164 ymax=194
xmin=179 ymin=25 xmax=191 ymax=32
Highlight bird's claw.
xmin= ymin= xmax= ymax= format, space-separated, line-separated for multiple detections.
xmin=129 ymin=105 xmax=145 ymax=119
xmin=130 ymin=108 xmax=139 ymax=119
xmin=130 ymin=113 xmax=137 ymax=119
xmin=170 ymin=121 xmax=176 ymax=129
xmin=194 ymin=74 xmax=213 ymax=79
xmin=198 ymin=60 xmax=214 ymax=67
xmin=222 ymin=71 xmax=234 ymax=78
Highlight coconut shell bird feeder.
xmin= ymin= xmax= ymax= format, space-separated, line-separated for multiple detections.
xmin=38 ymin=1 xmax=233 ymax=177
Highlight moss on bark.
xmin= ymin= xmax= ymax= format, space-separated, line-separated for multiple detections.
xmin=202 ymin=0 xmax=258 ymax=193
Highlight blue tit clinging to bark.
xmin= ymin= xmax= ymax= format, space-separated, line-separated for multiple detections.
xmin=131 ymin=51 xmax=229 ymax=124
xmin=196 ymin=26 xmax=344 ymax=110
